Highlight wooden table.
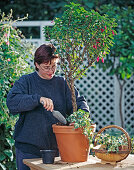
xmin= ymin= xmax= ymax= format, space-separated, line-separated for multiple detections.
xmin=23 ymin=154 xmax=134 ymax=170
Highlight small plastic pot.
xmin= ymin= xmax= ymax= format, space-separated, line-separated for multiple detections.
xmin=40 ymin=150 xmax=56 ymax=164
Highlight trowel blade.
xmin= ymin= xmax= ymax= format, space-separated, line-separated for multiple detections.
xmin=52 ymin=110 xmax=67 ymax=125
xmin=41 ymin=101 xmax=67 ymax=124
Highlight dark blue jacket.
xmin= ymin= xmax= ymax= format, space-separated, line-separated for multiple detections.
xmin=6 ymin=71 xmax=89 ymax=156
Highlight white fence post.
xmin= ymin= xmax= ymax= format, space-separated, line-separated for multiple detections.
xmin=114 ymin=75 xmax=122 ymax=126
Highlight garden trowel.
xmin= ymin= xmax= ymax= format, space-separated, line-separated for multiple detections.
xmin=52 ymin=110 xmax=67 ymax=125
xmin=41 ymin=101 xmax=67 ymax=124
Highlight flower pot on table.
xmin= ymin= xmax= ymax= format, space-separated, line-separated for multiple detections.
xmin=52 ymin=124 xmax=96 ymax=163
xmin=40 ymin=150 xmax=56 ymax=164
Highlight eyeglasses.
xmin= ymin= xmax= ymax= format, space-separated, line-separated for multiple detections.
xmin=40 ymin=64 xmax=57 ymax=71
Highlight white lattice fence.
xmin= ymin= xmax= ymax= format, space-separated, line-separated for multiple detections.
xmin=124 ymin=77 xmax=134 ymax=135
xmin=75 ymin=67 xmax=134 ymax=135
xmin=75 ymin=67 xmax=115 ymax=132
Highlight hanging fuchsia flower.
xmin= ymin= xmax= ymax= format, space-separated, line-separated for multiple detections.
xmin=112 ymin=30 xmax=114 ymax=35
xmin=101 ymin=28 xmax=104 ymax=32
xmin=4 ymin=33 xmax=8 ymax=37
xmin=103 ymin=51 xmax=106 ymax=55
xmin=105 ymin=25 xmax=107 ymax=29
xmin=96 ymin=41 xmax=99 ymax=44
xmin=7 ymin=58 xmax=11 ymax=62
xmin=86 ymin=15 xmax=88 ymax=17
xmin=102 ymin=57 xmax=104 ymax=63
xmin=103 ymin=42 xmax=105 ymax=46
xmin=97 ymin=56 xmax=99 ymax=62
xmin=6 ymin=41 xmax=10 ymax=46
xmin=93 ymin=45 xmax=97 ymax=49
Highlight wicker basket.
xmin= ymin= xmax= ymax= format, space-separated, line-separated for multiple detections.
xmin=93 ymin=125 xmax=131 ymax=164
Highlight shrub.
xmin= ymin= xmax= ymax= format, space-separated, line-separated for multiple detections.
xmin=0 ymin=10 xmax=34 ymax=169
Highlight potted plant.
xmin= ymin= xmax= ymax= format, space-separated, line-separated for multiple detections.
xmin=93 ymin=125 xmax=131 ymax=164
xmin=52 ymin=109 xmax=96 ymax=162
xmin=45 ymin=2 xmax=117 ymax=162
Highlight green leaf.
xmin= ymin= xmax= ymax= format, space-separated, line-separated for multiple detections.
xmin=0 ymin=163 xmax=6 ymax=170
xmin=6 ymin=138 xmax=14 ymax=147
xmin=4 ymin=149 xmax=13 ymax=161
xmin=121 ymin=71 xmax=125 ymax=79
xmin=0 ymin=153 xmax=6 ymax=161
xmin=126 ymin=73 xmax=132 ymax=79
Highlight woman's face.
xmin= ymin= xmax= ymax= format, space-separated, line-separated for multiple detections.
xmin=35 ymin=59 xmax=58 ymax=80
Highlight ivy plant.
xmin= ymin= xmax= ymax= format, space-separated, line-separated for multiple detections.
xmin=131 ymin=136 xmax=134 ymax=154
xmin=67 ymin=109 xmax=94 ymax=145
xmin=95 ymin=133 xmax=128 ymax=153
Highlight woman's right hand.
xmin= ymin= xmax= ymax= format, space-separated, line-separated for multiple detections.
xmin=40 ymin=97 xmax=54 ymax=112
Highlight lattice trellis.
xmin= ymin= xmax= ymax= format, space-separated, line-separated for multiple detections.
xmin=75 ymin=67 xmax=134 ymax=135
xmin=124 ymin=77 xmax=134 ymax=135
xmin=75 ymin=67 xmax=115 ymax=132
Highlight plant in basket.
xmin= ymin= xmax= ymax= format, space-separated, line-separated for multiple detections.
xmin=131 ymin=136 xmax=134 ymax=154
xmin=93 ymin=125 xmax=131 ymax=164
xmin=95 ymin=133 xmax=128 ymax=153
xmin=45 ymin=2 xmax=117 ymax=162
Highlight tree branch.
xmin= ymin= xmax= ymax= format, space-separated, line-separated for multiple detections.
xmin=74 ymin=58 xmax=96 ymax=81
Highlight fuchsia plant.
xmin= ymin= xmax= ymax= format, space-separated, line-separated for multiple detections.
xmin=45 ymin=3 xmax=117 ymax=113
xmin=0 ymin=10 xmax=35 ymax=169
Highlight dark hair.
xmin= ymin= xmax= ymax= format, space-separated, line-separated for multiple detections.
xmin=34 ymin=44 xmax=59 ymax=71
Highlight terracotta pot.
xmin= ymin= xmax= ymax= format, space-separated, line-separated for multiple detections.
xmin=52 ymin=124 xmax=96 ymax=162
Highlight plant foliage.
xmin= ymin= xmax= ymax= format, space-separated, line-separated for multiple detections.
xmin=45 ymin=2 xmax=117 ymax=112
xmin=97 ymin=5 xmax=134 ymax=80
xmin=95 ymin=133 xmax=128 ymax=152
xmin=96 ymin=4 xmax=134 ymax=128
xmin=67 ymin=109 xmax=94 ymax=145
xmin=0 ymin=10 xmax=34 ymax=169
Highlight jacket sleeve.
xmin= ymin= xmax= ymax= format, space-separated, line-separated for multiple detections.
xmin=75 ymin=88 xmax=89 ymax=112
xmin=65 ymin=81 xmax=89 ymax=115
xmin=6 ymin=75 xmax=41 ymax=115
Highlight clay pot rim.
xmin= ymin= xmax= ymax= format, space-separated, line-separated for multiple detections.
xmin=52 ymin=123 xmax=96 ymax=128
xmin=52 ymin=124 xmax=75 ymax=129
xmin=52 ymin=124 xmax=96 ymax=134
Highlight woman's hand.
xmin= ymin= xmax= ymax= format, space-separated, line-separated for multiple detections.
xmin=40 ymin=97 xmax=54 ymax=112
xmin=69 ymin=122 xmax=75 ymax=126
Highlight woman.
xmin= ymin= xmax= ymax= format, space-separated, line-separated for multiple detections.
xmin=6 ymin=44 xmax=89 ymax=170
